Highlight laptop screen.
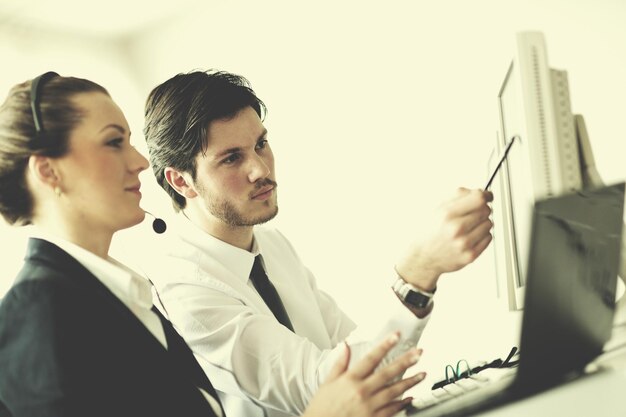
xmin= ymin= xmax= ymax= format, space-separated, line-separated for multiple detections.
xmin=515 ymin=182 xmax=625 ymax=391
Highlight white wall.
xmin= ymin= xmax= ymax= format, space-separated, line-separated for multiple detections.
xmin=1 ymin=0 xmax=625 ymax=397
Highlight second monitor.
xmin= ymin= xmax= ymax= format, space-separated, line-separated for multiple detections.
xmin=489 ymin=31 xmax=597 ymax=311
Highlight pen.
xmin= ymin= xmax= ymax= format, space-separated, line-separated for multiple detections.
xmin=484 ymin=135 xmax=518 ymax=191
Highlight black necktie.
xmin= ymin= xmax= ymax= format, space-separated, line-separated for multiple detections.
xmin=249 ymin=255 xmax=294 ymax=332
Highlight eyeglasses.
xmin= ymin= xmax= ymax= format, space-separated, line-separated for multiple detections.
xmin=432 ymin=346 xmax=520 ymax=390
xmin=30 ymin=71 xmax=59 ymax=139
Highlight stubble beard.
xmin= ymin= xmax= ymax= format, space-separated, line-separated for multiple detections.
xmin=209 ymin=198 xmax=279 ymax=227
xmin=204 ymin=183 xmax=279 ymax=227
xmin=197 ymin=178 xmax=279 ymax=227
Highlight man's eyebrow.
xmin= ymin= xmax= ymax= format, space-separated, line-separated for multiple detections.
xmin=215 ymin=147 xmax=243 ymax=158
xmin=214 ymin=129 xmax=269 ymax=159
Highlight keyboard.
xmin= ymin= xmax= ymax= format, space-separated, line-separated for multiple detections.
xmin=408 ymin=367 xmax=518 ymax=416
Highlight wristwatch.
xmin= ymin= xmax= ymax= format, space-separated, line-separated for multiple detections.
xmin=392 ymin=276 xmax=436 ymax=309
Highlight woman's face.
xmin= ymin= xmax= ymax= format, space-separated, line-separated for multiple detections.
xmin=53 ymin=92 xmax=148 ymax=234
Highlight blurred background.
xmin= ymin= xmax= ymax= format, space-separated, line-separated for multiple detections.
xmin=1 ymin=0 xmax=624 ymax=397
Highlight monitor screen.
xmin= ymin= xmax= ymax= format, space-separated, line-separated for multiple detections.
xmin=490 ymin=32 xmax=584 ymax=310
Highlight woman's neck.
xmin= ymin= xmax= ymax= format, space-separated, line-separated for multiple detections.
xmin=33 ymin=216 xmax=112 ymax=259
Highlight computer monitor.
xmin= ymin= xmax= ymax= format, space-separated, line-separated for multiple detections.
xmin=490 ymin=31 xmax=597 ymax=311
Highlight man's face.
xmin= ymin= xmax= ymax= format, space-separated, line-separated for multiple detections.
xmin=190 ymin=106 xmax=278 ymax=227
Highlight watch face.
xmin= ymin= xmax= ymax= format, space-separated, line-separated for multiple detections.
xmin=406 ymin=290 xmax=430 ymax=308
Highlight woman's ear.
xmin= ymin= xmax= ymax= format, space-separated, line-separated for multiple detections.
xmin=28 ymin=155 xmax=61 ymax=193
xmin=164 ymin=167 xmax=198 ymax=199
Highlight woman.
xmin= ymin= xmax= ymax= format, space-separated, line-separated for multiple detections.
xmin=0 ymin=73 xmax=424 ymax=417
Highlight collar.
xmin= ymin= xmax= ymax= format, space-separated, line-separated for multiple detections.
xmin=30 ymin=229 xmax=153 ymax=309
xmin=173 ymin=212 xmax=261 ymax=284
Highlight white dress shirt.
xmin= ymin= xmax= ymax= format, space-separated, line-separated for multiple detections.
xmin=143 ymin=214 xmax=431 ymax=417
xmin=33 ymin=232 xmax=223 ymax=417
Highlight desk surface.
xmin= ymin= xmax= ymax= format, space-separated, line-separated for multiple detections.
xmin=478 ymin=304 xmax=626 ymax=417
xmin=479 ymin=367 xmax=626 ymax=417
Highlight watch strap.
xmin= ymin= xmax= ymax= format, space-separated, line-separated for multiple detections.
xmin=392 ymin=276 xmax=436 ymax=309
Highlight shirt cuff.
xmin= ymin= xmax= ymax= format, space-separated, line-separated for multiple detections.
xmin=381 ymin=289 xmax=432 ymax=345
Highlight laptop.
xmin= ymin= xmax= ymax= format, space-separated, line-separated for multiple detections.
xmin=407 ymin=182 xmax=625 ymax=417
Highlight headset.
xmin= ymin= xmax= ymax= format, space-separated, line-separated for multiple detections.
xmin=30 ymin=71 xmax=59 ymax=139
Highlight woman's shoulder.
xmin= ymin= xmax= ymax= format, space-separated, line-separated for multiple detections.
xmin=2 ymin=268 xmax=82 ymax=318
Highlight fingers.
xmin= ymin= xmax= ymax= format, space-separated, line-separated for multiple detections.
xmin=444 ymin=218 xmax=492 ymax=265
xmin=325 ymin=342 xmax=351 ymax=382
xmin=371 ymin=372 xmax=426 ymax=412
xmin=446 ymin=189 xmax=492 ymax=218
xmin=456 ymin=204 xmax=491 ymax=235
xmin=361 ymin=348 xmax=422 ymax=394
xmin=374 ymin=397 xmax=414 ymax=417
xmin=465 ymin=218 xmax=493 ymax=248
xmin=470 ymin=233 xmax=493 ymax=260
xmin=350 ymin=332 xmax=400 ymax=379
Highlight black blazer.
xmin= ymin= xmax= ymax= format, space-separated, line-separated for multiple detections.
xmin=0 ymin=238 xmax=222 ymax=417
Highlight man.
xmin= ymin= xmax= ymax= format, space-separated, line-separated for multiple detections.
xmin=141 ymin=70 xmax=493 ymax=417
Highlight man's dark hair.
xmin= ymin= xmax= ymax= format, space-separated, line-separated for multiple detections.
xmin=143 ymin=70 xmax=266 ymax=211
